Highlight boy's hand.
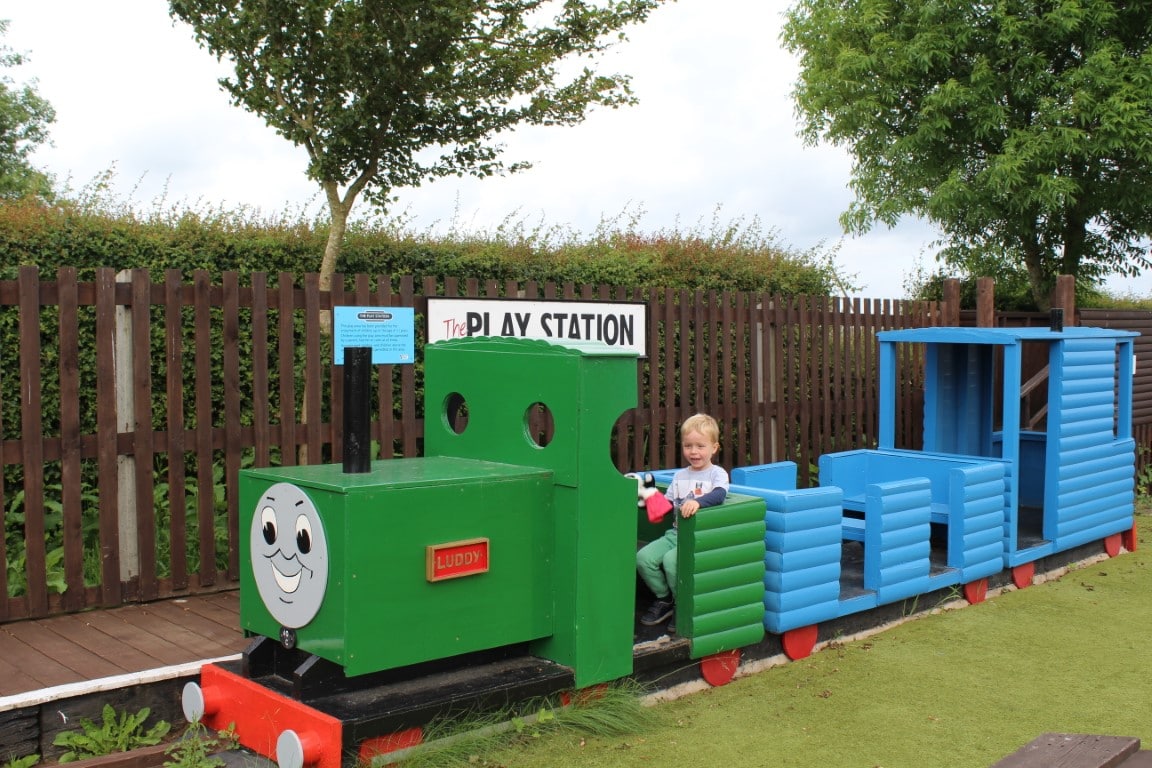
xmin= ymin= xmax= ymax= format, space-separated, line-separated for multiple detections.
xmin=680 ymin=499 xmax=700 ymax=517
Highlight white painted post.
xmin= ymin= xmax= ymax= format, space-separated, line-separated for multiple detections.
xmin=115 ymin=270 xmax=138 ymax=582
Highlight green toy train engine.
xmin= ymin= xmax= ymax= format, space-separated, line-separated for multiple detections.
xmin=186 ymin=337 xmax=732 ymax=768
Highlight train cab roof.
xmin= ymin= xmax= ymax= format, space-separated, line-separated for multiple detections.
xmin=878 ymin=325 xmax=1138 ymax=345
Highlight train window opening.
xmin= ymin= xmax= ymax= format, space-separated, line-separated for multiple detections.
xmin=1010 ymin=341 xmax=1052 ymax=550
xmin=443 ymin=392 xmax=469 ymax=435
xmin=1111 ymin=344 xmax=1125 ymax=440
xmin=523 ymin=402 xmax=554 ymax=448
xmin=1018 ymin=340 xmax=1050 ymax=435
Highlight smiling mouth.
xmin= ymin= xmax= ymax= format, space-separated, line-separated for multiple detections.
xmin=272 ymin=563 xmax=301 ymax=594
xmin=265 ymin=553 xmax=312 ymax=595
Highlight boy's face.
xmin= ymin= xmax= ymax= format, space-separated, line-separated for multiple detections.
xmin=681 ymin=429 xmax=719 ymax=470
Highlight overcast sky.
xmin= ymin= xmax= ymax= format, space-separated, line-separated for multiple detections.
xmin=6 ymin=1 xmax=1148 ymax=300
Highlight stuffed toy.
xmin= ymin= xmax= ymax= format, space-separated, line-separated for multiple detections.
xmin=626 ymin=471 xmax=674 ymax=523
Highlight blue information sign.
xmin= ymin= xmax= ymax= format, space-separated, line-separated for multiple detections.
xmin=332 ymin=306 xmax=415 ymax=364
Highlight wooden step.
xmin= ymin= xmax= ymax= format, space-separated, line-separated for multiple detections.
xmin=991 ymin=733 xmax=1140 ymax=768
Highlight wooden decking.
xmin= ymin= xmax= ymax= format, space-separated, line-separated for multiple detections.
xmin=0 ymin=592 xmax=246 ymax=706
xmin=991 ymin=733 xmax=1152 ymax=767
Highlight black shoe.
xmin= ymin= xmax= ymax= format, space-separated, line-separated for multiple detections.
xmin=667 ymin=615 xmax=676 ymax=634
xmin=640 ymin=598 xmax=674 ymax=625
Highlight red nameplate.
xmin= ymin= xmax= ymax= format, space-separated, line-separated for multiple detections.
xmin=426 ymin=538 xmax=490 ymax=581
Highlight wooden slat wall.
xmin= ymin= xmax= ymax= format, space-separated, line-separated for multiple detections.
xmin=2 ymin=267 xmax=1149 ymax=622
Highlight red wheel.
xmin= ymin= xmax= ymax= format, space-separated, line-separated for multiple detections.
xmin=358 ymin=728 xmax=423 ymax=764
xmin=781 ymin=625 xmax=818 ymax=660
xmin=1104 ymin=533 xmax=1122 ymax=558
xmin=1012 ymin=562 xmax=1034 ymax=589
xmin=963 ymin=578 xmax=988 ymax=604
xmin=700 ymin=649 xmax=741 ymax=686
xmin=1122 ymin=521 xmax=1138 ymax=553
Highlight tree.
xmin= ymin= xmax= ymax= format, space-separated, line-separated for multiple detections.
xmin=169 ymin=0 xmax=664 ymax=300
xmin=0 ymin=20 xmax=55 ymax=200
xmin=782 ymin=0 xmax=1152 ymax=309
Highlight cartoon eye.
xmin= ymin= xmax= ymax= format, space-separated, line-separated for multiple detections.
xmin=260 ymin=506 xmax=277 ymax=545
xmin=295 ymin=514 xmax=313 ymax=555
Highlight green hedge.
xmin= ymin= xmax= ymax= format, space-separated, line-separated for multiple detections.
xmin=0 ymin=197 xmax=848 ymax=294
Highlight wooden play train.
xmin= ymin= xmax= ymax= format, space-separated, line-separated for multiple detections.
xmin=181 ymin=324 xmax=1139 ymax=768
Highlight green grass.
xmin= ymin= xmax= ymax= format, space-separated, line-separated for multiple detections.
xmin=473 ymin=508 xmax=1152 ymax=768
xmin=372 ymin=681 xmax=659 ymax=767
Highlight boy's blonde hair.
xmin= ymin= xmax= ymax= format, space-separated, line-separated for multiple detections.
xmin=680 ymin=413 xmax=721 ymax=445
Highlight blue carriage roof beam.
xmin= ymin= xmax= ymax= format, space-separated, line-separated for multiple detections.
xmin=878 ymin=326 xmax=1138 ymax=344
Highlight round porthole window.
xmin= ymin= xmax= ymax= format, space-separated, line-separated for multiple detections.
xmin=444 ymin=392 xmax=469 ymax=435
xmin=525 ymin=402 xmax=554 ymax=447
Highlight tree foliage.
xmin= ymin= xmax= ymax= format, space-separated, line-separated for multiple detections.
xmin=783 ymin=0 xmax=1152 ymax=309
xmin=0 ymin=20 xmax=55 ymax=200
xmin=169 ymin=0 xmax=664 ymax=297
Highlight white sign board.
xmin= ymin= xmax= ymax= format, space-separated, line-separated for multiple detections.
xmin=427 ymin=298 xmax=647 ymax=356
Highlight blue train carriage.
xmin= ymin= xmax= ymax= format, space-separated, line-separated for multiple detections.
xmin=867 ymin=324 xmax=1139 ymax=585
xmin=807 ymin=324 xmax=1137 ymax=651
xmin=671 ymin=324 xmax=1138 ymax=662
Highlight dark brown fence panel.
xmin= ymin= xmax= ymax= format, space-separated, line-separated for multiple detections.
xmin=130 ymin=268 xmax=158 ymax=602
xmin=399 ymin=277 xmax=420 ymax=458
xmin=18 ymin=267 xmax=46 ymax=616
xmin=222 ymin=272 xmax=242 ymax=582
xmin=2 ymin=267 xmax=1146 ymax=622
xmin=1137 ymin=422 xmax=1152 ymax=494
xmin=58 ymin=268 xmax=84 ymax=611
xmin=250 ymin=272 xmax=271 ymax=470
xmin=303 ymin=274 xmax=324 ymax=465
xmin=94 ymin=269 xmax=121 ymax=607
xmin=0 ymin=305 xmax=6 ymax=619
xmin=164 ymin=269 xmax=189 ymax=592
xmin=375 ymin=275 xmax=398 ymax=459
xmin=192 ymin=270 xmax=216 ymax=588
xmin=276 ymin=273 xmax=298 ymax=467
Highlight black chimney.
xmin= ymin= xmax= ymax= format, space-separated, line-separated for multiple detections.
xmin=342 ymin=347 xmax=372 ymax=474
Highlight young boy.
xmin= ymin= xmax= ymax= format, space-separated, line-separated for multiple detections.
xmin=636 ymin=413 xmax=729 ymax=629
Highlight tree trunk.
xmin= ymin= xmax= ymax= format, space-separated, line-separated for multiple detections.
xmin=1060 ymin=206 xmax=1087 ymax=280
xmin=1021 ymin=242 xmax=1050 ymax=312
xmin=319 ymin=190 xmax=354 ymax=336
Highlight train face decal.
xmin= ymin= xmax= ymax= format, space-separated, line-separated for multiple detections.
xmin=250 ymin=482 xmax=329 ymax=629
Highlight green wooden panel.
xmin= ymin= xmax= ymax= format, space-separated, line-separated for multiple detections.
xmin=695 ymin=521 xmax=769 ymax=550
xmin=689 ymin=624 xmax=766 ymax=659
xmin=693 ymin=583 xmax=765 ymax=615
xmin=694 ymin=541 xmax=767 ymax=572
xmin=692 ymin=603 xmax=766 ymax=636
xmin=239 ymin=458 xmax=555 ymax=676
xmin=425 ymin=338 xmax=639 ymax=687
xmin=677 ymin=494 xmax=767 ymax=660
xmin=693 ymin=562 xmax=766 ymax=593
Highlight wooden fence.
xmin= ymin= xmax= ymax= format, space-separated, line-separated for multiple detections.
xmin=0 ymin=267 xmax=1145 ymax=622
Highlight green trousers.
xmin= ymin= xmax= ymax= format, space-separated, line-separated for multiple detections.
xmin=636 ymin=527 xmax=678 ymax=600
